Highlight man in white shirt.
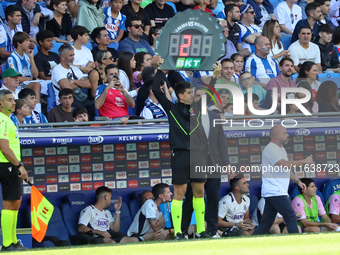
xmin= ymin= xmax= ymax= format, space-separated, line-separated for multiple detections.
xmin=288 ymin=26 xmax=322 ymax=72
xmin=127 ymin=183 xmax=173 ymax=241
xmin=252 ymin=125 xmax=313 ymax=235
xmin=218 ymin=174 xmax=254 ymax=236
xmin=70 ymin=25 xmax=96 ymax=74
xmin=274 ymin=0 xmax=302 ymax=34
xmin=238 ymin=4 xmax=262 ymax=53
xmin=78 ymin=186 xmax=138 ymax=243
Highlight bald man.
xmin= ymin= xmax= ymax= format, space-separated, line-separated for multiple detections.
xmin=244 ymin=36 xmax=280 ymax=86
xmin=252 ymin=125 xmax=313 ymax=235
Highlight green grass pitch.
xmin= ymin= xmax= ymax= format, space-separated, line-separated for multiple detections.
xmin=21 ymin=232 xmax=340 ymax=255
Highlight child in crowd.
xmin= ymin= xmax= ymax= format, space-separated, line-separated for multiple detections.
xmin=240 ymin=71 xmax=267 ymax=107
xmin=73 ymin=106 xmax=89 ymax=122
xmin=10 ymin=99 xmax=31 ymax=128
xmin=133 ymin=52 xmax=152 ymax=88
xmin=223 ymin=103 xmax=233 ymax=116
xmin=18 ymin=89 xmax=48 ymax=124
xmin=231 ymin=53 xmax=244 ymax=85
xmin=34 ymin=30 xmax=60 ymax=80
xmin=244 ymin=93 xmax=260 ymax=115
xmin=104 ymin=0 xmax=127 ymax=43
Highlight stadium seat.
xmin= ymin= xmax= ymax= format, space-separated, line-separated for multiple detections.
xmin=51 ymin=41 xmax=64 ymax=54
xmin=108 ymin=42 xmax=118 ymax=50
xmin=128 ymin=190 xmax=147 ymax=219
xmin=33 ymin=44 xmax=39 ymax=56
xmin=47 ymin=82 xmax=56 ymax=112
xmin=1 ymin=1 xmax=16 ymax=9
xmin=318 ymin=73 xmax=340 ymax=87
xmin=290 ymin=183 xmax=325 ymax=205
xmin=61 ymin=193 xmax=102 ymax=245
xmin=248 ymin=194 xmax=258 ymax=219
xmin=108 ymin=191 xmax=133 ymax=235
xmin=281 ymin=36 xmax=292 ymax=50
xmin=0 ymin=4 xmax=5 ymax=19
xmin=128 ymin=98 xmax=137 ymax=116
xmin=322 ymin=179 xmax=340 ymax=203
xmin=290 ymin=73 xmax=298 ymax=83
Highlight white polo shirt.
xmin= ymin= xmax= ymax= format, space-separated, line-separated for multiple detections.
xmin=274 ymin=1 xmax=302 ymax=33
xmin=288 ymin=40 xmax=321 ymax=66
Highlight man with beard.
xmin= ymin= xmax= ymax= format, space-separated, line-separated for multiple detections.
xmin=245 ymin=36 xmax=280 ymax=86
xmin=225 ymin=4 xmax=250 ymax=56
xmin=252 ymin=125 xmax=313 ymax=235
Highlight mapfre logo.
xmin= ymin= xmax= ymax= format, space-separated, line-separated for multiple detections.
xmin=46 ymin=157 xmax=56 ymax=164
xmin=70 ymin=183 xmax=81 ymax=191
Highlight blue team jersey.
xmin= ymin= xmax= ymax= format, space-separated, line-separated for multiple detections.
xmin=193 ymin=71 xmax=214 ymax=78
xmin=335 ymin=45 xmax=340 ymax=63
xmin=10 ymin=114 xmax=26 ymax=129
xmin=104 ymin=7 xmax=127 ymax=40
xmin=6 ymin=51 xmax=32 ymax=77
xmin=245 ymin=54 xmax=280 ymax=83
xmin=24 ymin=111 xmax=48 ymax=125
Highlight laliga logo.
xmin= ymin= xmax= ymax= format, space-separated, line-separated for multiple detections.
xmin=201 ymin=85 xmax=311 ymax=117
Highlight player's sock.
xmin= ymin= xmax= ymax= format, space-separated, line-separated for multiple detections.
xmin=12 ymin=210 xmax=18 ymax=244
xmin=171 ymin=199 xmax=183 ymax=235
xmin=193 ymin=197 xmax=205 ymax=234
xmin=35 ymin=103 xmax=41 ymax=112
xmin=1 ymin=210 xmax=14 ymax=247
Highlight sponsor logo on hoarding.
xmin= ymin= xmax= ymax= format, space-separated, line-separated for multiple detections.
xmin=22 ymin=149 xmax=32 ymax=156
xmin=116 ymin=172 xmax=127 ymax=179
xmin=138 ymin=143 xmax=148 ymax=150
xmin=57 ymin=147 xmax=67 ymax=154
xmin=58 ymin=175 xmax=69 ymax=183
xmin=82 ymin=183 xmax=93 ymax=190
xmin=104 ymin=154 xmax=114 ymax=161
xmin=57 ymin=156 xmax=68 ymax=164
xmin=93 ymin=163 xmax=103 ymax=171
xmin=88 ymin=136 xmax=104 ymax=144
xmin=47 ymin=185 xmax=58 ymax=192
xmin=58 ymin=165 xmax=68 ymax=173
xmin=81 ymin=174 xmax=92 ymax=181
xmin=34 ymin=167 xmax=45 ymax=174
xmin=139 ymin=170 xmax=149 ymax=178
xmin=70 ymin=174 xmax=80 ymax=182
xmin=103 ymin=144 xmax=114 ymax=152
xmin=70 ymin=183 xmax=81 ymax=191
xmin=45 ymin=147 xmax=56 ymax=155
xmin=128 ymin=180 xmax=138 ymax=188
xmin=127 ymin=162 xmax=137 ymax=169
xmin=117 ymin=181 xmax=127 ymax=188
xmin=138 ymin=161 xmax=149 ymax=169
xmin=104 ymin=163 xmax=115 ymax=170
xmin=93 ymin=173 xmax=104 ymax=180
xmin=81 ymin=155 xmax=91 ymax=163
xmin=149 ymin=142 xmax=159 ymax=150
xmin=105 ymin=181 xmax=115 ymax=189
xmin=92 ymin=145 xmax=103 ymax=153
xmin=34 ymin=157 xmax=45 ymax=165
xmin=47 ymin=176 xmax=58 ymax=183
xmin=80 ymin=146 xmax=90 ymax=153
xmin=151 ymin=179 xmax=161 ymax=186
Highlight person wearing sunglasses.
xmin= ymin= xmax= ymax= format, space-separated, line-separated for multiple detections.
xmin=238 ymin=4 xmax=262 ymax=53
xmin=274 ymin=0 xmax=302 ymax=35
xmin=246 ymin=0 xmax=275 ymax=29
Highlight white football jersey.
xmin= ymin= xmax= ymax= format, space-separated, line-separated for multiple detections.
xmin=78 ymin=205 xmax=114 ymax=231
xmin=218 ymin=193 xmax=250 ymax=223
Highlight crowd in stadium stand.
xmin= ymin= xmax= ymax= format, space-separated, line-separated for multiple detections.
xmin=0 ymin=0 xmax=340 ymax=126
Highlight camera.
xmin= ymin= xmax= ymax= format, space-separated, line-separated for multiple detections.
xmin=113 ymin=74 xmax=119 ymax=80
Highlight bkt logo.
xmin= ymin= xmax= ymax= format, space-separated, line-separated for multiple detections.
xmin=58 ymin=175 xmax=69 ymax=183
xmin=104 ymin=154 xmax=114 ymax=161
xmin=34 ymin=167 xmax=45 ymax=175
xmin=175 ymin=58 xmax=201 ymax=68
xmin=88 ymin=136 xmax=104 ymax=144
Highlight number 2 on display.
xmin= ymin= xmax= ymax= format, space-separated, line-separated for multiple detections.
xmin=169 ymin=34 xmax=213 ymax=57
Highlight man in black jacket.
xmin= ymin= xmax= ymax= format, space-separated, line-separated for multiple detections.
xmin=315 ymin=24 xmax=340 ymax=73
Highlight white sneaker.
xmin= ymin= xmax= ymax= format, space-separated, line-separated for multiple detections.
xmin=212 ymin=233 xmax=221 ymax=239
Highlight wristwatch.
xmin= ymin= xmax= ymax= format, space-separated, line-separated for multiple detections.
xmin=16 ymin=162 xmax=23 ymax=168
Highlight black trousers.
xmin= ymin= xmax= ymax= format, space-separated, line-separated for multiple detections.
xmin=181 ymin=177 xmax=221 ymax=235
xmin=252 ymin=195 xmax=299 ymax=235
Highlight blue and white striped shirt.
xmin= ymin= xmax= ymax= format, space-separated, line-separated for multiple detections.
xmin=245 ymin=54 xmax=280 ymax=84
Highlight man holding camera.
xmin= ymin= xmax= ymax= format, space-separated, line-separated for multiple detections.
xmin=95 ymin=64 xmax=135 ymax=120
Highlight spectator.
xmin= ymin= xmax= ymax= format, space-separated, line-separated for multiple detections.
xmin=77 ymin=0 xmax=105 ymax=33
xmin=291 ymin=2 xmax=322 ymax=43
xmin=286 ymin=103 xmax=300 ymax=114
xmin=223 ymin=103 xmax=233 ymax=116
xmin=18 ymin=88 xmax=48 ymax=124
xmin=262 ymin=19 xmax=290 ymax=62
xmin=326 ymin=190 xmax=340 ymax=224
xmin=230 ymin=53 xmax=243 ymax=84
xmin=91 ymin=27 xmax=120 ymax=63
xmin=104 ymin=0 xmax=126 ymax=43
xmin=216 ymin=58 xmax=240 ymax=103
xmin=291 ymin=178 xmax=338 ymax=233
xmin=208 ymin=88 xmax=230 ymax=118
xmin=89 ymin=50 xmax=114 ymax=98
xmin=78 ymin=186 xmax=138 ymax=243
xmin=51 ymin=43 xmax=93 ymax=112
xmin=238 ymin=4 xmax=262 ymax=53
xmin=15 ymin=0 xmax=54 ymax=39
xmin=121 ymin=0 xmax=151 ymax=36
xmin=95 ymin=64 xmax=135 ymax=119
xmin=140 ymin=79 xmax=168 ymax=120
xmin=0 ymin=68 xmax=22 ymax=99
xmin=10 ymin=99 xmax=30 ymax=128
xmin=72 ymin=106 xmax=89 ymax=121
xmin=274 ymin=0 xmax=302 ymax=35
xmin=6 ymin=32 xmax=47 ymax=112
xmin=34 ymin=30 xmax=60 ymax=80
xmin=0 ymin=5 xmax=23 ymax=63
xmin=288 ymin=26 xmax=322 ymax=73
xmin=266 ymin=57 xmax=296 ymax=95
xmin=240 ymin=71 xmax=267 ymax=106
xmin=70 ymin=25 xmax=96 ymax=74
xmin=315 ymin=81 xmax=340 ymax=112
xmin=139 ymin=190 xmax=154 ymax=205
xmin=118 ymin=16 xmax=155 ymax=55
xmin=217 ymin=18 xmax=237 ymax=60
xmin=332 ymin=26 xmax=340 ymax=63
xmin=133 ymin=52 xmax=152 ymax=88
xmin=247 ymin=0 xmax=274 ymax=29
xmin=297 ymin=0 xmax=308 ymax=20
xmin=245 ymin=36 xmax=280 ymax=85
xmin=315 ymin=24 xmax=340 ymax=73
xmin=330 ymin=0 xmax=340 ymax=28
xmin=314 ymin=0 xmax=335 ymax=29
xmin=244 ymin=93 xmax=261 ymax=114
xmin=218 ymin=174 xmax=255 ymax=236
xmin=48 ymin=88 xmax=75 ymax=122
xmin=297 ymin=61 xmax=321 ymax=100
xmin=145 ymin=0 xmax=175 ymax=27
xmin=117 ymin=51 xmax=138 ymax=95
xmin=225 ymin=4 xmax=242 ymax=53
xmin=46 ymin=0 xmax=73 ymax=43
xmin=127 ymin=183 xmax=173 ymax=241
xmin=192 ymin=0 xmax=213 ymax=14
xmin=296 ymin=81 xmax=319 ymax=113
xmin=148 ymin=26 xmax=161 ymax=51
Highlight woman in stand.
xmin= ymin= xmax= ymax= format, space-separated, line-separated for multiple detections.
xmin=315 ymin=81 xmax=340 ymax=112
xmin=77 ymin=0 xmax=105 ymax=33
xmin=89 ymin=50 xmax=114 ymax=98
xmin=262 ymin=19 xmax=290 ymax=62
xmin=296 ymin=81 xmax=319 ymax=113
xmin=133 ymin=52 xmax=152 ymax=88
xmin=46 ymin=0 xmax=73 ymax=43
xmin=297 ymin=61 xmax=321 ymax=100
xmin=118 ymin=52 xmax=139 ymax=98
xmin=148 ymin=27 xmax=161 ymax=51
